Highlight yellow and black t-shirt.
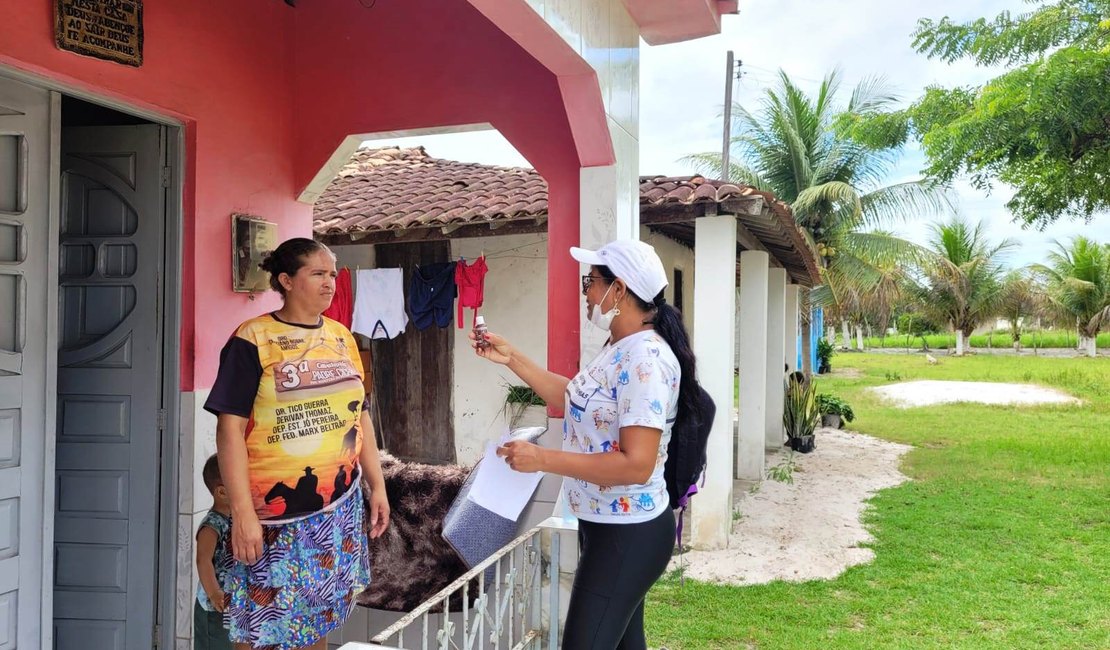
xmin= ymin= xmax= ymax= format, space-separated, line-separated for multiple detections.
xmin=204 ymin=313 xmax=367 ymax=523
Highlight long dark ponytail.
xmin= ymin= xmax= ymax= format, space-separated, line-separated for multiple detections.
xmin=596 ymin=265 xmax=707 ymax=429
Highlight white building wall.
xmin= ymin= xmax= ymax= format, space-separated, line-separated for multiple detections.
xmin=642 ymin=227 xmax=695 ymax=333
xmin=449 ymin=235 xmax=549 ymax=464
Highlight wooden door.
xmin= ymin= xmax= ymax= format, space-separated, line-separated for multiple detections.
xmin=370 ymin=241 xmax=455 ymax=463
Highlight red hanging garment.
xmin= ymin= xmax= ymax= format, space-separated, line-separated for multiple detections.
xmin=455 ymin=255 xmax=488 ymax=328
xmin=323 ymin=267 xmax=354 ymax=328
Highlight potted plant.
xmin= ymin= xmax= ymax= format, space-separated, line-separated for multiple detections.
xmin=783 ymin=377 xmax=820 ymax=453
xmin=816 ymin=393 xmax=854 ymax=429
xmin=504 ymin=384 xmax=546 ymax=429
xmin=817 ymin=338 xmax=835 ymax=374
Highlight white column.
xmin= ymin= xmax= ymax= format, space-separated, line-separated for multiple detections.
xmin=690 ymin=215 xmax=737 ymax=550
xmin=765 ymin=268 xmax=787 ymax=449
xmin=785 ymin=284 xmax=801 ymax=373
xmin=579 ymin=165 xmax=620 ymax=364
xmin=737 ymin=250 xmax=769 ymax=481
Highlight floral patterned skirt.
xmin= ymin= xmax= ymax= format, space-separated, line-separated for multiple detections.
xmin=222 ymin=487 xmax=370 ymax=650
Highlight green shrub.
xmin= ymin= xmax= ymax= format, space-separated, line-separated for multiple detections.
xmin=817 ymin=339 xmax=835 ymax=374
xmin=505 ymin=385 xmax=545 ymax=406
xmin=816 ymin=393 xmax=855 ymax=422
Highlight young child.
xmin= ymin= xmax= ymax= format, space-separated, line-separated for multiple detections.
xmin=194 ymin=454 xmax=232 ymax=650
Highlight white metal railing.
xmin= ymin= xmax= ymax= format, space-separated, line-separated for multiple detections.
xmin=343 ymin=517 xmax=575 ymax=650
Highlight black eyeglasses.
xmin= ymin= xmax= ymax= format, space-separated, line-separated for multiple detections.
xmin=581 ymin=274 xmax=604 ymax=294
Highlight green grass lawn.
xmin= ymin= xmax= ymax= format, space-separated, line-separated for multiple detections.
xmin=647 ymin=354 xmax=1110 ymax=649
xmin=860 ymin=330 xmax=1110 ymax=350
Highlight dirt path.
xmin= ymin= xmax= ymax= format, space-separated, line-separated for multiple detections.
xmin=671 ymin=429 xmax=911 ymax=585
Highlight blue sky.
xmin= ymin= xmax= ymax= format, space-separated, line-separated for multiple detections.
xmin=367 ymin=1 xmax=1103 ymax=268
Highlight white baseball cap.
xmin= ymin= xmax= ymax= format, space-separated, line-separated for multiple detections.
xmin=570 ymin=239 xmax=668 ymax=303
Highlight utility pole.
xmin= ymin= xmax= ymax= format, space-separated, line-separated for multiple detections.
xmin=722 ymin=50 xmax=735 ymax=181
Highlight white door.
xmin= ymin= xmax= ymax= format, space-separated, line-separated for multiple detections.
xmin=0 ymin=75 xmax=57 ymax=649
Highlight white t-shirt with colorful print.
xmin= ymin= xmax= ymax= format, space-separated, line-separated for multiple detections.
xmin=562 ymin=330 xmax=680 ymax=523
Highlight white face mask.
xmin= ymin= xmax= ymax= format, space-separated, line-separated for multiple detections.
xmin=588 ymin=283 xmax=618 ymax=331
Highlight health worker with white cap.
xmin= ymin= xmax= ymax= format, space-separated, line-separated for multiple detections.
xmin=471 ymin=239 xmax=709 ymax=649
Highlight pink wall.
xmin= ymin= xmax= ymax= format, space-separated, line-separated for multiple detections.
xmin=0 ymin=1 xmax=303 ymax=391
xmin=1 ymin=0 xmax=604 ymax=392
xmin=292 ymin=0 xmax=590 ymax=390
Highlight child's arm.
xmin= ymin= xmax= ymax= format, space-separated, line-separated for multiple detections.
xmin=195 ymin=526 xmax=226 ymax=612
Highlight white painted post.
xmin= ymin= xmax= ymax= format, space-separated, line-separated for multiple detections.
xmin=579 ymin=166 xmax=620 ymax=364
xmin=737 ymin=251 xmax=769 ymax=481
xmin=690 ymin=215 xmax=738 ymax=550
xmin=785 ymin=284 xmax=801 ymax=374
xmin=765 ymin=269 xmax=787 ymax=449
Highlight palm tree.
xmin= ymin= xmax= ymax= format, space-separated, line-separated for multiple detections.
xmin=814 ymin=254 xmax=906 ymax=351
xmin=1034 ymin=237 xmax=1110 ymax=358
xmin=914 ymin=218 xmax=1014 ymax=356
xmin=997 ymin=270 xmax=1045 ymax=350
xmin=683 ymin=70 xmax=950 ymax=371
xmin=857 ymin=250 xmax=908 ymax=347
xmin=811 ymin=267 xmax=861 ymax=350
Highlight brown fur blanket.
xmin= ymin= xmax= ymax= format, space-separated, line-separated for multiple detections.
xmin=356 ymin=454 xmax=474 ymax=612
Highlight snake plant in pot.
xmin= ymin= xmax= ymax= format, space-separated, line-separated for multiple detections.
xmin=783 ymin=377 xmax=821 ymax=453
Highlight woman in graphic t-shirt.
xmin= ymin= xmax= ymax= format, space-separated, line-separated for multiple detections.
xmin=206 ymin=238 xmax=390 ymax=650
xmin=471 ymin=239 xmax=708 ymax=650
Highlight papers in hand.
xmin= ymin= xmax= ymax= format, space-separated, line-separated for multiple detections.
xmin=466 ymin=435 xmax=544 ymax=521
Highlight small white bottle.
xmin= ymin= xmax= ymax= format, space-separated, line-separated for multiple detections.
xmin=473 ymin=316 xmax=491 ymax=350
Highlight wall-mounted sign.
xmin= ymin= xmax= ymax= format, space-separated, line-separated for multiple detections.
xmin=233 ymin=214 xmax=278 ymax=293
xmin=55 ymin=0 xmax=143 ymax=67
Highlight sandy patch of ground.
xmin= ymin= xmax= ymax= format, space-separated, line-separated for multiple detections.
xmin=869 ymin=380 xmax=1080 ymax=408
xmin=671 ymin=429 xmax=911 ymax=585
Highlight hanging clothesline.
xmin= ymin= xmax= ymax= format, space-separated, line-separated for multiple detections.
xmin=339 ymin=237 xmax=549 ymax=271
xmin=456 ymin=237 xmax=548 ymax=262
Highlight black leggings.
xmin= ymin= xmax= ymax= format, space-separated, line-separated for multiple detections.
xmin=562 ymin=510 xmax=676 ymax=650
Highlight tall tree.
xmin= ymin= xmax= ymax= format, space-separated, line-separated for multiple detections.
xmin=998 ymin=269 xmax=1046 ymax=350
xmin=914 ymin=218 xmax=1014 ymax=355
xmin=1034 ymin=237 xmax=1110 ymax=357
xmin=684 ymin=70 xmax=950 ymax=370
xmin=852 ymin=2 xmax=1110 ymax=227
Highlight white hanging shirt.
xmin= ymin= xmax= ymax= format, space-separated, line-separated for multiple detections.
xmin=562 ymin=330 xmax=680 ymax=523
xmin=351 ymin=268 xmax=408 ymax=340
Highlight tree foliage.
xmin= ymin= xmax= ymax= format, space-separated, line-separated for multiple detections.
xmin=851 ymin=2 xmax=1110 ymax=227
xmin=912 ymin=218 xmax=1015 ymax=340
xmin=1033 ymin=237 xmax=1110 ymax=339
xmin=682 ymin=70 xmax=951 ymax=338
xmin=998 ymin=269 xmax=1047 ymax=344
